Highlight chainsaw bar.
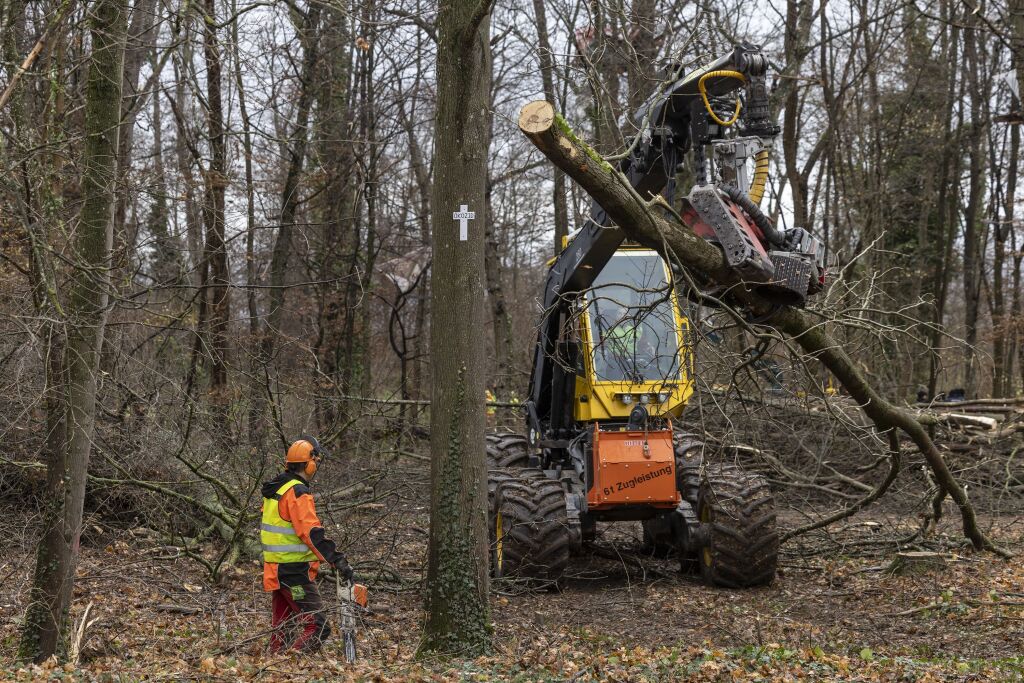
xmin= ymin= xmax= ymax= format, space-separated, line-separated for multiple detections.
xmin=334 ymin=575 xmax=368 ymax=663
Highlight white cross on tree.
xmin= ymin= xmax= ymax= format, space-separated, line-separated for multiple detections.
xmin=452 ymin=204 xmax=475 ymax=241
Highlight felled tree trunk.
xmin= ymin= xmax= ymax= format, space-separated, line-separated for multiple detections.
xmin=517 ymin=100 xmax=1006 ymax=557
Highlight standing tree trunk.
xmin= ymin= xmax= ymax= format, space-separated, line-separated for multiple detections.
xmin=530 ymin=0 xmax=568 ymax=252
xmin=420 ymin=0 xmax=492 ymax=656
xmin=962 ymin=19 xmax=985 ymax=396
xmin=582 ymin=0 xmax=621 ymax=154
xmin=781 ymin=0 xmax=815 ymax=229
xmin=112 ymin=0 xmax=158 ymax=256
xmin=483 ymin=178 xmax=513 ymax=392
xmin=19 ymin=0 xmax=126 ymax=661
xmin=992 ymin=109 xmax=1017 ymax=397
xmin=397 ymin=67 xmax=432 ymax=412
xmin=198 ymin=0 xmax=230 ymax=405
xmin=312 ymin=3 xmax=356 ymax=431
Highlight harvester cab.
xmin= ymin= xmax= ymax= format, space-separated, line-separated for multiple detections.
xmin=487 ymin=42 xmax=824 ymax=587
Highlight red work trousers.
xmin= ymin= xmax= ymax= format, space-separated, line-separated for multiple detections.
xmin=269 ymin=582 xmax=330 ymax=653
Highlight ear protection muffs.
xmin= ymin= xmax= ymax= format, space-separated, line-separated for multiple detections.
xmin=302 ymin=435 xmax=322 ymax=478
xmin=286 ymin=436 xmax=324 ymax=479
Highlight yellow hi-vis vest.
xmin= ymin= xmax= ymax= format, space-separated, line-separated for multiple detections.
xmin=261 ymin=479 xmax=317 ymax=564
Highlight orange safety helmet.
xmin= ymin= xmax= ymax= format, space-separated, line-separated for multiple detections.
xmin=286 ymin=436 xmax=323 ymax=479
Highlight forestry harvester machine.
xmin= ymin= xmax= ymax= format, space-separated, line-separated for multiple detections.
xmin=487 ymin=43 xmax=827 ymax=587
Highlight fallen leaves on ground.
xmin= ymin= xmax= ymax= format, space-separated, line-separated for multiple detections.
xmin=2 ymin=482 xmax=1023 ymax=681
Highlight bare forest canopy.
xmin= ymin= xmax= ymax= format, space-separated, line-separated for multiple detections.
xmin=3 ymin=0 xmax=1024 ymax=675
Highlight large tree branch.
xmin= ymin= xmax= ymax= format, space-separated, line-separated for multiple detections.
xmin=517 ymin=100 xmax=1008 ymax=558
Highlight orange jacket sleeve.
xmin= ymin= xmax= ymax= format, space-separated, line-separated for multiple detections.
xmin=279 ymin=488 xmax=327 ymax=563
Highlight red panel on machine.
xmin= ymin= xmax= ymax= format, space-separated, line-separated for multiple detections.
xmin=683 ymin=202 xmax=770 ymax=261
xmin=587 ymin=427 xmax=679 ymax=509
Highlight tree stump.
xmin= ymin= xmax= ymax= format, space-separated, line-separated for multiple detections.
xmin=887 ymin=551 xmax=947 ymax=576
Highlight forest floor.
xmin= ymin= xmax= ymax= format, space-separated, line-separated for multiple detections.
xmin=2 ymin=458 xmax=1024 ymax=682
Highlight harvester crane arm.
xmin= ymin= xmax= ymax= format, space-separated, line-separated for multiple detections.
xmin=525 ymin=43 xmax=785 ymax=446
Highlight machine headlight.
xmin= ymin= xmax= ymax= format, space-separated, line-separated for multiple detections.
xmin=657 ymin=392 xmax=669 ymax=403
xmin=619 ymin=393 xmax=634 ymax=404
xmin=639 ymin=394 xmax=650 ymax=404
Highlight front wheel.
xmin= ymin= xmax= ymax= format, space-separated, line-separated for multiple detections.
xmin=697 ymin=465 xmax=778 ymax=587
xmin=490 ymin=469 xmax=571 ymax=583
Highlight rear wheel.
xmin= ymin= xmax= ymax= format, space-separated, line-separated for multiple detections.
xmin=491 ymin=469 xmax=571 ymax=583
xmin=697 ymin=465 xmax=778 ymax=587
xmin=486 ymin=431 xmax=530 ymax=469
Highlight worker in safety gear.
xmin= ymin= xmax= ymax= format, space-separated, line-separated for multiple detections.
xmin=485 ymin=388 xmax=497 ymax=424
xmin=598 ymin=302 xmax=642 ymax=380
xmin=261 ymin=436 xmax=353 ymax=652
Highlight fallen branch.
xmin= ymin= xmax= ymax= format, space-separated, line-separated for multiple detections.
xmin=68 ymin=602 xmax=99 ymax=666
xmin=155 ymin=604 xmax=203 ymax=615
xmin=917 ymin=412 xmax=999 ymax=431
xmin=780 ymin=432 xmax=902 ymax=542
xmin=517 ymin=100 xmax=1008 ymax=557
xmin=889 ymin=601 xmax=941 ymax=617
xmin=916 ymin=398 xmax=1024 ymax=408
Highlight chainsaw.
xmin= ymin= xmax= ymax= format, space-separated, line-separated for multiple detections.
xmin=334 ymin=573 xmax=368 ymax=662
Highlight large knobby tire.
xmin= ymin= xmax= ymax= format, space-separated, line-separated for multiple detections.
xmin=697 ymin=465 xmax=778 ymax=588
xmin=488 ymin=467 xmax=544 ymax=559
xmin=673 ymin=431 xmax=704 ymax=503
xmin=487 ymin=467 xmax=544 ymax=520
xmin=492 ymin=470 xmax=571 ymax=583
xmin=486 ymin=432 xmax=532 ymax=522
xmin=486 ymin=431 xmax=531 ymax=470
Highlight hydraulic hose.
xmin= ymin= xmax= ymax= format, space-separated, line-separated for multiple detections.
xmin=720 ymin=183 xmax=785 ymax=247
xmin=697 ymin=70 xmax=745 ymax=127
xmin=749 ymin=149 xmax=770 ymax=206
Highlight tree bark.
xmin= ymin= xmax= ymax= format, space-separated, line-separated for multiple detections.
xmin=112 ymin=0 xmax=158 ymax=257
xmin=530 ymin=0 xmax=568 ymax=253
xmin=19 ymin=0 xmax=126 ymax=661
xmin=228 ymin=0 xmax=257 ymax=338
xmin=170 ymin=49 xmax=203 ymax=288
xmin=992 ymin=107 xmax=1016 ymax=397
xmin=781 ymin=0 xmax=815 ymax=228
xmin=483 ymin=178 xmax=512 ymax=392
xmin=581 ymin=0 xmax=621 ymax=154
xmin=518 ymin=100 xmax=1006 ymax=558
xmin=146 ymin=47 xmax=177 ymax=284
xmin=397 ymin=65 xmax=431 ymax=409
xmin=420 ymin=0 xmax=492 ymax=656
xmin=312 ymin=3 xmax=356 ymax=431
xmin=198 ymin=0 xmax=230 ymax=404
xmin=962 ymin=19 xmax=985 ymax=396
xmin=1011 ymin=0 xmax=1024 ymax=394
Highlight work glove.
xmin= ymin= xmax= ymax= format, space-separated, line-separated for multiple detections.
xmin=333 ymin=555 xmax=354 ymax=582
